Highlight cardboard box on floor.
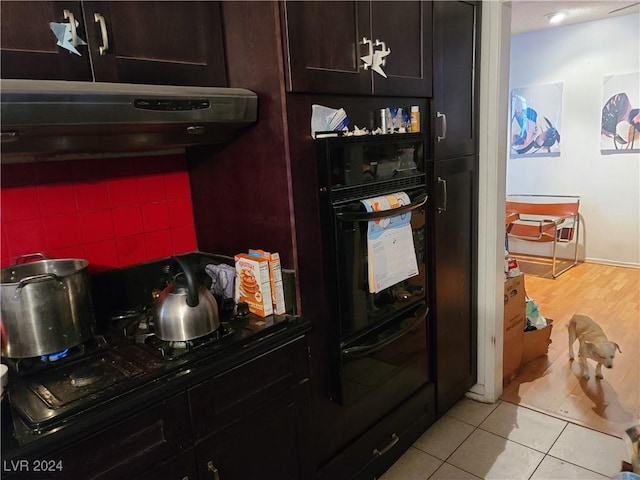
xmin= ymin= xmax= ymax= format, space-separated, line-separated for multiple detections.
xmin=522 ymin=319 xmax=553 ymax=363
xmin=503 ymin=274 xmax=525 ymax=385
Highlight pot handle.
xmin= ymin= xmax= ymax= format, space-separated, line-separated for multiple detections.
xmin=13 ymin=273 xmax=64 ymax=300
xmin=174 ymin=257 xmax=199 ymax=307
xmin=15 ymin=253 xmax=47 ymax=264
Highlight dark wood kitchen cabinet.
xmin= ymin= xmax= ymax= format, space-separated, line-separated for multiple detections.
xmin=2 ymin=335 xmax=312 ymax=480
xmin=189 ymin=336 xmax=313 ymax=480
xmin=0 ymin=1 xmax=226 ymax=86
xmin=191 ymin=0 xmax=479 ymax=477
xmin=281 ymin=1 xmax=432 ymax=97
xmin=132 ymin=449 xmax=198 ymax=480
xmin=432 ymin=155 xmax=478 ymax=417
xmin=430 ymin=1 xmax=480 ymax=417
xmin=195 ymin=385 xmax=312 ymax=480
xmin=4 ymin=393 xmax=194 ymax=480
xmin=433 ymin=1 xmax=480 ymax=160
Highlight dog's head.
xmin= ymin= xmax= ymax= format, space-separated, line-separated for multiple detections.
xmin=584 ymin=340 xmax=622 ymax=368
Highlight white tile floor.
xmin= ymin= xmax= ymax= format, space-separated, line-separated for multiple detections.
xmin=381 ymin=398 xmax=628 ymax=480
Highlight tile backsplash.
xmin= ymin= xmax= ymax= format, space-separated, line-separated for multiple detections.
xmin=1 ymin=153 xmax=197 ymax=271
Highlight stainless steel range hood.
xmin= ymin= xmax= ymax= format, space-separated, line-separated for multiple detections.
xmin=0 ymin=80 xmax=258 ymax=160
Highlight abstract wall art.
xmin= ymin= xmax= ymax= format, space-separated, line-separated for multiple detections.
xmin=601 ymin=73 xmax=640 ymax=154
xmin=510 ymin=83 xmax=563 ymax=158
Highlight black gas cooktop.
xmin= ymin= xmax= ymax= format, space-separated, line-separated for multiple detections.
xmin=5 ymin=310 xmax=290 ymax=432
xmin=3 ymin=252 xmax=297 ymax=436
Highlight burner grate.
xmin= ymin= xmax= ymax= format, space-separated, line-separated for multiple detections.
xmin=7 ymin=336 xmax=109 ymax=375
xmin=143 ymin=323 xmax=234 ymax=360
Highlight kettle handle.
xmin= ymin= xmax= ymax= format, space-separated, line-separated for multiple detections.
xmin=174 ymin=257 xmax=199 ymax=307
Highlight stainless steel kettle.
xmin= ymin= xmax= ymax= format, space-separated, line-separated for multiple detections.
xmin=155 ymin=257 xmax=219 ymax=341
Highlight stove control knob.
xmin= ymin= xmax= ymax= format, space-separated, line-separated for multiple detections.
xmin=235 ymin=302 xmax=250 ymax=317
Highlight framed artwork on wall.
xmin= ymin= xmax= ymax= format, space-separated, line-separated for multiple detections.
xmin=601 ymin=72 xmax=640 ymax=154
xmin=510 ymin=83 xmax=563 ymax=158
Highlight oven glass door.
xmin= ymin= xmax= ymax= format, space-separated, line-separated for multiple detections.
xmin=337 ymin=301 xmax=429 ymax=405
xmin=333 ymin=187 xmax=427 ymax=340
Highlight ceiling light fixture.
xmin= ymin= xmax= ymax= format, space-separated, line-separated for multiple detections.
xmin=548 ymin=11 xmax=567 ymax=24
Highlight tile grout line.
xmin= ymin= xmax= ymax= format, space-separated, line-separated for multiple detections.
xmin=418 ymin=400 xmax=626 ymax=480
xmin=429 ymin=403 xmax=556 ymax=479
xmin=544 ymin=453 xmax=614 ymax=478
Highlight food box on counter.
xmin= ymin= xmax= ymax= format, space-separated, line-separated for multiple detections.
xmin=234 ymin=253 xmax=273 ymax=317
xmin=503 ymin=274 xmax=526 ymax=386
xmin=248 ymin=249 xmax=286 ymax=315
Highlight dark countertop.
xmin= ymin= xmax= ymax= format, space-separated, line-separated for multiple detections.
xmin=1 ymin=313 xmax=311 ymax=462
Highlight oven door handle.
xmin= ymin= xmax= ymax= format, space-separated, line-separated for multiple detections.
xmin=342 ymin=302 xmax=428 ymax=359
xmin=336 ymin=193 xmax=427 ymax=222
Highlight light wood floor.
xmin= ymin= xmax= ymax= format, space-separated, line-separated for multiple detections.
xmin=500 ymin=258 xmax=640 ymax=438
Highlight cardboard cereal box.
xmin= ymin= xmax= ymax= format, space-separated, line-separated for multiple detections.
xmin=248 ymin=249 xmax=286 ymax=315
xmin=234 ymin=253 xmax=273 ymax=317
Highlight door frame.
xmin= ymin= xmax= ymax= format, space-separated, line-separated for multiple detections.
xmin=468 ymin=0 xmax=512 ymax=404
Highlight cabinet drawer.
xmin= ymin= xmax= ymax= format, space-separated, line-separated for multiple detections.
xmin=318 ymin=384 xmax=435 ymax=480
xmin=132 ymin=447 xmax=197 ymax=480
xmin=9 ymin=393 xmax=192 ymax=480
xmin=188 ymin=336 xmax=309 ymax=439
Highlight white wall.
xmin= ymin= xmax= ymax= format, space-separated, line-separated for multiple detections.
xmin=507 ymin=14 xmax=640 ymax=267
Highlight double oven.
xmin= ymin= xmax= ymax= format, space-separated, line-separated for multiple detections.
xmin=315 ymin=133 xmax=431 ymax=407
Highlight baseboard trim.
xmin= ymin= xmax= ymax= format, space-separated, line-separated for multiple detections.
xmin=583 ymin=258 xmax=640 ymax=269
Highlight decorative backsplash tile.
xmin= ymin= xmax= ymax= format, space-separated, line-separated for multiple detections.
xmin=0 ymin=153 xmax=197 ymax=271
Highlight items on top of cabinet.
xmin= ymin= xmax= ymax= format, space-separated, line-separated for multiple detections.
xmin=410 ymin=106 xmax=421 ymax=133
xmin=312 ymin=104 xmax=421 ymax=138
xmin=311 ymin=104 xmax=349 ymax=138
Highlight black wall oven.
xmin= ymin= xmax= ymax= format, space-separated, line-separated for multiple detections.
xmin=316 ymin=134 xmax=431 ymax=406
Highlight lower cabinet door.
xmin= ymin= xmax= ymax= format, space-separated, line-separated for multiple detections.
xmin=4 ymin=393 xmax=192 ymax=480
xmin=132 ymin=448 xmax=197 ymax=480
xmin=195 ymin=383 xmax=313 ymax=480
xmin=433 ymin=156 xmax=478 ymax=416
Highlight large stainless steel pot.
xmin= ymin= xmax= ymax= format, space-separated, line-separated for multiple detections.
xmin=155 ymin=257 xmax=219 ymax=341
xmin=0 ymin=254 xmax=95 ymax=358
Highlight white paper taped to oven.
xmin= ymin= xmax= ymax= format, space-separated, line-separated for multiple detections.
xmin=360 ymin=192 xmax=419 ymax=294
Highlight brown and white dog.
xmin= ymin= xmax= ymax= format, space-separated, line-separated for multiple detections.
xmin=567 ymin=314 xmax=621 ymax=380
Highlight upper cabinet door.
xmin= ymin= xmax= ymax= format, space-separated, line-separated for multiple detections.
xmin=371 ymin=1 xmax=432 ymax=97
xmin=0 ymin=1 xmax=93 ymax=81
xmin=82 ymin=1 xmax=227 ymax=86
xmin=1 ymin=1 xmax=226 ymax=86
xmin=433 ymin=1 xmax=480 ymax=160
xmin=282 ymin=1 xmax=372 ymax=95
xmin=282 ymin=1 xmax=432 ymax=97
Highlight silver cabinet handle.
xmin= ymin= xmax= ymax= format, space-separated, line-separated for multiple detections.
xmin=437 ymin=176 xmax=447 ymax=214
xmin=361 ymin=37 xmax=373 ymax=70
xmin=374 ymin=39 xmax=389 ymax=66
xmin=373 ymin=433 xmax=399 ymax=457
xmin=94 ymin=13 xmax=109 ymax=55
xmin=63 ymin=9 xmax=78 ymax=47
xmin=207 ymin=461 xmax=220 ymax=480
xmin=436 ymin=111 xmax=447 ymax=142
